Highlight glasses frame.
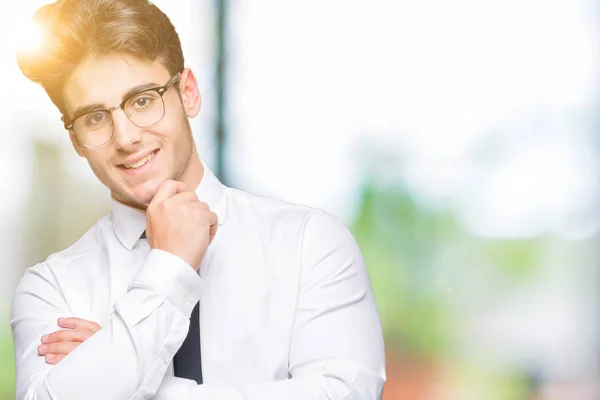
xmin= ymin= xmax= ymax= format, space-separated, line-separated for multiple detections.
xmin=62 ymin=73 xmax=181 ymax=149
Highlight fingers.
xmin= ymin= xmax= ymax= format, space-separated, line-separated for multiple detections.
xmin=148 ymin=180 xmax=188 ymax=210
xmin=37 ymin=318 xmax=101 ymax=365
xmin=45 ymin=353 xmax=66 ymax=365
xmin=40 ymin=317 xmax=101 ymax=344
xmin=38 ymin=341 xmax=80 ymax=356
xmin=42 ymin=328 xmax=93 ymax=344
xmin=171 ymin=191 xmax=200 ymax=204
xmin=56 ymin=317 xmax=101 ymax=332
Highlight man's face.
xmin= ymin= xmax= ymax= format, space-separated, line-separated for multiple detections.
xmin=62 ymin=54 xmax=201 ymax=209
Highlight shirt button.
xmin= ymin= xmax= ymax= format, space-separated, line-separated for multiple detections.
xmin=185 ymin=291 xmax=196 ymax=303
xmin=162 ymin=354 xmax=170 ymax=363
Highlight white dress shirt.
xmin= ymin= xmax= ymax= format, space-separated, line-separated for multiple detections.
xmin=11 ymin=160 xmax=386 ymax=400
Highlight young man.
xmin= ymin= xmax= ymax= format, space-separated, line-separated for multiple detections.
xmin=11 ymin=1 xmax=386 ymax=399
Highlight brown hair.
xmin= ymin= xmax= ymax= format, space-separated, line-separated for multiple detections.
xmin=17 ymin=0 xmax=185 ymax=114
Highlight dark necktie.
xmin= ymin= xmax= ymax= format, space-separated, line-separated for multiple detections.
xmin=140 ymin=230 xmax=204 ymax=384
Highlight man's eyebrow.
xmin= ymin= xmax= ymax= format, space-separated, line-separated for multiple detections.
xmin=121 ymin=82 xmax=162 ymax=102
xmin=69 ymin=82 xmax=162 ymax=123
xmin=70 ymin=103 xmax=106 ymax=123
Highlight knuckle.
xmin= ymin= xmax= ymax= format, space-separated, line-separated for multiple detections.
xmin=158 ymin=200 xmax=170 ymax=213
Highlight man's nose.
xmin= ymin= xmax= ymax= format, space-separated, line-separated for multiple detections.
xmin=111 ymin=109 xmax=142 ymax=150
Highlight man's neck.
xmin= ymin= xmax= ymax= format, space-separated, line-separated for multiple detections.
xmin=180 ymin=151 xmax=204 ymax=192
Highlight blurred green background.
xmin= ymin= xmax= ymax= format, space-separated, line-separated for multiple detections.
xmin=2 ymin=1 xmax=599 ymax=399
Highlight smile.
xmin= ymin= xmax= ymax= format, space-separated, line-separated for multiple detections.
xmin=122 ymin=150 xmax=158 ymax=170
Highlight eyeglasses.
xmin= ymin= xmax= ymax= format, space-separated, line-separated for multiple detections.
xmin=62 ymin=73 xmax=181 ymax=148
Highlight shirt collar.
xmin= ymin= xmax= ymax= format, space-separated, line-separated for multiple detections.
xmin=111 ymin=159 xmax=228 ymax=251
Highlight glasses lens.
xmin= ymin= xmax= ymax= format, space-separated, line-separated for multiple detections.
xmin=73 ymin=110 xmax=113 ymax=147
xmin=125 ymin=90 xmax=165 ymax=128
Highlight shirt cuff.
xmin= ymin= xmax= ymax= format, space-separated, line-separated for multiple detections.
xmin=133 ymin=249 xmax=204 ymax=317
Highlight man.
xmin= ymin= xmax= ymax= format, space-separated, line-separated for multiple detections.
xmin=11 ymin=0 xmax=386 ymax=399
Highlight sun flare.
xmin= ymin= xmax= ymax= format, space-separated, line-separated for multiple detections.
xmin=15 ymin=18 xmax=45 ymax=58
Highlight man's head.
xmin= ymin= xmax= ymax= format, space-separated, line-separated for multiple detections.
xmin=18 ymin=0 xmax=203 ymax=209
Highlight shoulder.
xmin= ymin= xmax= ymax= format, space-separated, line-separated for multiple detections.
xmin=228 ymin=187 xmax=341 ymax=225
xmin=228 ymin=188 xmax=314 ymax=218
xmin=227 ymin=187 xmax=353 ymax=245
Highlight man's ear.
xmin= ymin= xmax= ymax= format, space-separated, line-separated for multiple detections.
xmin=68 ymin=130 xmax=86 ymax=157
xmin=178 ymin=68 xmax=202 ymax=118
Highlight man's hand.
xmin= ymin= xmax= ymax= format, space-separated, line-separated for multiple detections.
xmin=38 ymin=317 xmax=101 ymax=365
xmin=146 ymin=180 xmax=218 ymax=270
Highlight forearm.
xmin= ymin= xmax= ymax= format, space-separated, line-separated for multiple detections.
xmin=13 ymin=250 xmax=202 ymax=400
xmin=31 ymin=293 xmax=184 ymax=399
xmin=153 ymin=363 xmax=385 ymax=400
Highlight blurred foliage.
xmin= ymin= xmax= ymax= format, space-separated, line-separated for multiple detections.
xmin=350 ymin=180 xmax=457 ymax=358
xmin=0 ymin=324 xmax=15 ymax=399
xmin=476 ymin=239 xmax=545 ymax=282
xmin=350 ymin=177 xmax=545 ymax=361
xmin=441 ymin=359 xmax=534 ymax=400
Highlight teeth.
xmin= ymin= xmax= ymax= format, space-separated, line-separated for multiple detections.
xmin=125 ymin=151 xmax=155 ymax=169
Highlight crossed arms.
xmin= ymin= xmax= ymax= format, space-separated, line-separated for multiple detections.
xmin=11 ymin=212 xmax=386 ymax=399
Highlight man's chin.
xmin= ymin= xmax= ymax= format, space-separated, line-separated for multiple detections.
xmin=135 ymin=187 xmax=161 ymax=208
xmin=113 ymin=184 xmax=160 ymax=210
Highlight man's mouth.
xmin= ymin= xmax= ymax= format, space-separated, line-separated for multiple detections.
xmin=120 ymin=150 xmax=158 ymax=170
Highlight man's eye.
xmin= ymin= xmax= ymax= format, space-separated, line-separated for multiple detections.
xmin=133 ymin=97 xmax=152 ymax=109
xmin=86 ymin=112 xmax=108 ymax=125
